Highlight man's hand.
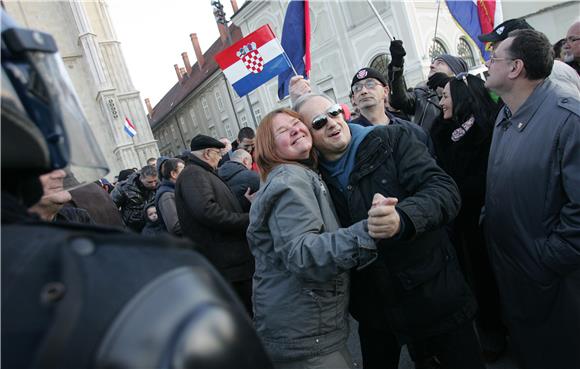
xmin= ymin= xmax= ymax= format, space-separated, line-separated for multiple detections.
xmin=289 ymin=75 xmax=312 ymax=104
xmin=244 ymin=187 xmax=257 ymax=203
xmin=389 ymin=40 xmax=406 ymax=68
xmin=368 ymin=194 xmax=400 ymax=239
xmin=427 ymin=72 xmax=451 ymax=92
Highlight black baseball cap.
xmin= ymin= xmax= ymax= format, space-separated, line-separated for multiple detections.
xmin=478 ymin=18 xmax=534 ymax=43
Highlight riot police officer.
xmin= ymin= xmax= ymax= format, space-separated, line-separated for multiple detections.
xmin=0 ymin=10 xmax=272 ymax=369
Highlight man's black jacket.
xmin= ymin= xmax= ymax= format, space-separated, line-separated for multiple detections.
xmin=320 ymin=124 xmax=476 ymax=342
xmin=111 ymin=172 xmax=155 ymax=232
xmin=389 ymin=66 xmax=442 ymax=133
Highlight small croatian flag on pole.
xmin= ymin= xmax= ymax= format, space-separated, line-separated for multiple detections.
xmin=124 ymin=117 xmax=137 ymax=138
xmin=215 ymin=25 xmax=292 ymax=97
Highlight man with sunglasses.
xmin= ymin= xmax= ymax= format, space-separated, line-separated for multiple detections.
xmin=483 ymin=29 xmax=580 ymax=369
xmin=294 ymin=93 xmax=483 ymax=369
xmin=349 ymin=67 xmax=434 ymax=154
xmin=175 ymin=134 xmax=255 ymax=317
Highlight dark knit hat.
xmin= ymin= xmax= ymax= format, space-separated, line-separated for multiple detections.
xmin=190 ymin=134 xmax=225 ymax=151
xmin=477 ymin=18 xmax=533 ymax=43
xmin=433 ymin=54 xmax=469 ymax=75
xmin=351 ymin=67 xmax=387 ymax=89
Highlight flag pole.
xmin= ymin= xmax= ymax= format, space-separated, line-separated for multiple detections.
xmin=366 ymin=0 xmax=394 ymax=40
xmin=432 ymin=0 xmax=442 ymax=54
xmin=275 ymin=36 xmax=300 ymax=77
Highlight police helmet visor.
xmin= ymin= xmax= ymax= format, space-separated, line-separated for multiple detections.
xmin=2 ymin=25 xmax=109 ymax=190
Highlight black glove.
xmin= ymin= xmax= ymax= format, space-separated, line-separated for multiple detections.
xmin=427 ymin=72 xmax=451 ymax=91
xmin=389 ymin=40 xmax=406 ymax=67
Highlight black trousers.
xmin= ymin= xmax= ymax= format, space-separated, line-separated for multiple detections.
xmin=358 ymin=320 xmax=485 ymax=369
xmin=230 ymin=278 xmax=253 ymax=318
xmin=450 ymin=218 xmax=506 ymax=351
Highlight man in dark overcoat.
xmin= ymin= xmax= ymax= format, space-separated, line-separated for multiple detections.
xmin=175 ymin=135 xmax=254 ymax=316
xmin=485 ymin=29 xmax=580 ymax=369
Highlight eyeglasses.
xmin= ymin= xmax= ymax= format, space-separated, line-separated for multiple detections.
xmin=311 ymin=104 xmax=344 ymax=131
xmin=352 ymin=79 xmax=381 ymax=93
xmin=208 ymin=149 xmax=223 ymax=157
xmin=488 ymin=55 xmax=515 ymax=65
xmin=564 ymin=36 xmax=580 ymax=44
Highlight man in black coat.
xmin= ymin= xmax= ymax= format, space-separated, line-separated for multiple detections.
xmin=388 ymin=41 xmax=468 ymax=132
xmin=111 ymin=165 xmax=157 ymax=232
xmin=295 ymin=93 xmax=483 ymax=369
xmin=218 ymin=149 xmax=260 ymax=212
xmin=175 ymin=135 xmax=254 ymax=316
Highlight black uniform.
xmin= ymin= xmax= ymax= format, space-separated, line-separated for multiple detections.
xmin=1 ymin=193 xmax=273 ymax=369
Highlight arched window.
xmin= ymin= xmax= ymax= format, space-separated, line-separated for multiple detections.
xmin=457 ymin=38 xmax=476 ymax=67
xmin=369 ymin=53 xmax=391 ymax=77
xmin=429 ymin=39 xmax=447 ymax=60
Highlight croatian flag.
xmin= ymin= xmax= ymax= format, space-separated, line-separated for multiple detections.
xmin=215 ymin=25 xmax=292 ymax=97
xmin=277 ymin=0 xmax=311 ymax=100
xmin=124 ymin=117 xmax=137 ymax=138
xmin=446 ymin=0 xmax=503 ymax=61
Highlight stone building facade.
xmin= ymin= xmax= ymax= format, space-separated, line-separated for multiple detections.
xmin=5 ymin=0 xmax=159 ymax=178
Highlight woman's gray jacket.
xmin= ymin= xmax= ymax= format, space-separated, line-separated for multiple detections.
xmin=247 ymin=164 xmax=377 ymax=361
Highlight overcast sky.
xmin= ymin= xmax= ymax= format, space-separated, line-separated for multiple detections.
xmin=108 ymin=0 xmax=245 ymax=107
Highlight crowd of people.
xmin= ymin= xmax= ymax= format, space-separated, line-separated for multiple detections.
xmin=3 ymin=10 xmax=580 ymax=369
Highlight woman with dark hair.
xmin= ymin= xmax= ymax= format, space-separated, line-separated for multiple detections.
xmin=154 ymin=157 xmax=185 ymax=236
xmin=247 ymin=108 xmax=388 ymax=369
xmin=434 ymin=73 xmax=506 ymax=362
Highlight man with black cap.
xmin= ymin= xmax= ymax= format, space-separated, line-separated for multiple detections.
xmin=477 ymin=18 xmax=533 ymax=51
xmin=388 ymin=40 xmax=468 ymax=132
xmin=349 ymin=67 xmax=433 ymax=152
xmin=479 ymin=18 xmax=580 ymax=97
xmin=175 ymin=134 xmax=255 ymax=316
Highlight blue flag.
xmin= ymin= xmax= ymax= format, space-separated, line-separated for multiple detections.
xmin=277 ymin=0 xmax=310 ymax=100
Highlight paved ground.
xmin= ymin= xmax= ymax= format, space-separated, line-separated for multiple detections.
xmin=346 ymin=317 xmax=518 ymax=369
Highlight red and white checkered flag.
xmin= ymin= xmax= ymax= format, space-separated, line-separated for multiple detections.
xmin=242 ymin=49 xmax=264 ymax=73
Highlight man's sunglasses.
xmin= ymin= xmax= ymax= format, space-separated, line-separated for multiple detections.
xmin=311 ymin=104 xmax=344 ymax=130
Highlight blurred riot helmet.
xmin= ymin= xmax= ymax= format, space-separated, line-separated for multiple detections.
xmin=1 ymin=9 xmax=108 ymax=204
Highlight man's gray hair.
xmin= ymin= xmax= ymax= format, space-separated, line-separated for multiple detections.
xmin=292 ymin=93 xmax=335 ymax=112
xmin=190 ymin=150 xmax=204 ymax=160
xmin=230 ymin=149 xmax=251 ymax=163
